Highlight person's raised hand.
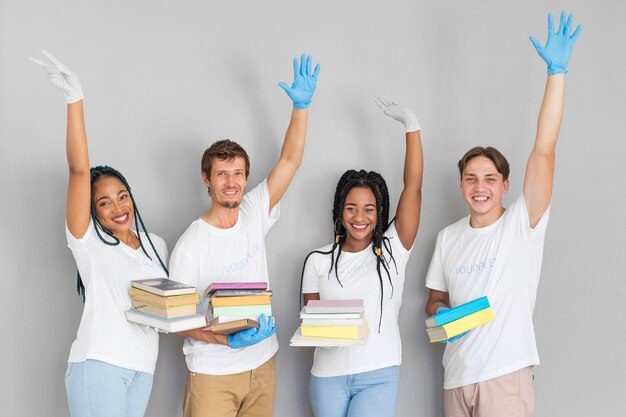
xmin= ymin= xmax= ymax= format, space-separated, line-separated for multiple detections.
xmin=375 ymin=97 xmax=421 ymax=133
xmin=278 ymin=54 xmax=320 ymax=109
xmin=529 ymin=11 xmax=582 ymax=74
xmin=31 ymin=50 xmax=84 ymax=103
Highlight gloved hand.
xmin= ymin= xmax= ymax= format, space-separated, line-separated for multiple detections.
xmin=374 ymin=97 xmax=421 ymax=133
xmin=30 ymin=50 xmax=84 ymax=103
xmin=279 ymin=54 xmax=320 ymax=109
xmin=529 ymin=11 xmax=582 ymax=75
xmin=436 ymin=307 xmax=470 ymax=343
xmin=227 ymin=314 xmax=276 ymax=349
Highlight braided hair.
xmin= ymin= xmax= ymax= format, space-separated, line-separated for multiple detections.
xmin=299 ymin=170 xmax=398 ymax=332
xmin=75 ymin=166 xmax=169 ymax=301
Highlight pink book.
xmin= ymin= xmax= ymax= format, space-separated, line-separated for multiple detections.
xmin=305 ymin=299 xmax=364 ymax=314
xmin=204 ymin=281 xmax=269 ymax=296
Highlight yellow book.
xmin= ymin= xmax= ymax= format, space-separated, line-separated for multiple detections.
xmin=427 ymin=307 xmax=494 ymax=343
xmin=210 ymin=295 xmax=271 ymax=307
xmin=301 ymin=319 xmax=369 ymax=340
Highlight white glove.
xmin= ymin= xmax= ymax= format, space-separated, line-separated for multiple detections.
xmin=374 ymin=97 xmax=421 ymax=133
xmin=30 ymin=50 xmax=84 ymax=103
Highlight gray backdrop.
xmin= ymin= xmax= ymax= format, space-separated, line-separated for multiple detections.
xmin=1 ymin=0 xmax=625 ymax=416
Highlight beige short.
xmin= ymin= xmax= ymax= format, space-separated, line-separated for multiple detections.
xmin=443 ymin=367 xmax=535 ymax=417
xmin=183 ymin=357 xmax=276 ymax=417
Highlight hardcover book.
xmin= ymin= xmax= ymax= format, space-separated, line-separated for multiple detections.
xmin=125 ymin=310 xmax=207 ymax=333
xmin=131 ymin=300 xmax=198 ymax=319
xmin=131 ymin=278 xmax=196 ymax=297
xmin=301 ymin=318 xmax=366 ymax=327
xmin=129 ymin=287 xmax=199 ymax=308
xmin=300 ymin=318 xmax=369 ymax=340
xmin=304 ymin=299 xmax=364 ymax=314
xmin=212 ymin=304 xmax=272 ymax=318
xmin=289 ymin=328 xmax=368 ymax=347
xmin=424 ymin=296 xmax=490 ymax=328
xmin=204 ymin=318 xmax=259 ymax=335
xmin=204 ymin=282 xmax=269 ymax=296
xmin=299 ymin=308 xmax=364 ymax=320
xmin=211 ymin=289 xmax=273 ymax=297
xmin=210 ymin=295 xmax=272 ymax=307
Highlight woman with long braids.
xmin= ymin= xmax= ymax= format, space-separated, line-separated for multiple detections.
xmin=32 ymin=51 xmax=169 ymax=417
xmin=301 ymin=98 xmax=424 ymax=417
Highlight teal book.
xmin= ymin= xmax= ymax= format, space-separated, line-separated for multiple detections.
xmin=424 ymin=296 xmax=490 ymax=328
xmin=212 ymin=304 xmax=272 ymax=318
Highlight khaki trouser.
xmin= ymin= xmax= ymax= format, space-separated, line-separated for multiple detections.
xmin=444 ymin=367 xmax=535 ymax=417
xmin=183 ymin=357 xmax=275 ymax=417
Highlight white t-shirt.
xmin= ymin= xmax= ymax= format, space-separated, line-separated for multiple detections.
xmin=169 ymin=179 xmax=280 ymax=375
xmin=66 ymin=222 xmax=169 ymax=374
xmin=425 ymin=195 xmax=550 ymax=389
xmin=302 ymin=222 xmax=412 ymax=377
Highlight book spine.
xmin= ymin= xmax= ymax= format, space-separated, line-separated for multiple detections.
xmin=206 ymin=282 xmax=269 ymax=294
xmin=301 ymin=319 xmax=365 ymax=327
xmin=212 ymin=304 xmax=272 ymax=318
xmin=212 ymin=289 xmax=272 ymax=297
xmin=300 ymin=325 xmax=363 ymax=340
xmin=424 ymin=297 xmax=491 ymax=328
xmin=211 ymin=295 xmax=272 ymax=307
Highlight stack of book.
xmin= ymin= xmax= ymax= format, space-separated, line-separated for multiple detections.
xmin=290 ymin=299 xmax=369 ymax=347
xmin=125 ymin=278 xmax=207 ymax=332
xmin=203 ymin=282 xmax=272 ymax=335
xmin=425 ymin=296 xmax=495 ymax=343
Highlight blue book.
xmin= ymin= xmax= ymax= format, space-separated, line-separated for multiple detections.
xmin=424 ymin=296 xmax=490 ymax=328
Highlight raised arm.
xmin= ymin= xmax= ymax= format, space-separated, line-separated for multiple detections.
xmin=267 ymin=54 xmax=320 ymax=210
xmin=375 ymin=98 xmax=424 ymax=250
xmin=525 ymin=11 xmax=582 ymax=227
xmin=31 ymin=51 xmax=91 ymax=238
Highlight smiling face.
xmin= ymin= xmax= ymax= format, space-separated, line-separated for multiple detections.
xmin=203 ymin=156 xmax=247 ymax=209
xmin=341 ymin=186 xmax=378 ymax=251
xmin=460 ymin=156 xmax=509 ymax=227
xmin=92 ymin=176 xmax=134 ymax=234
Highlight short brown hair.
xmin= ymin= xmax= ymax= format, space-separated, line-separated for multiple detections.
xmin=458 ymin=146 xmax=510 ymax=180
xmin=201 ymin=139 xmax=250 ymax=179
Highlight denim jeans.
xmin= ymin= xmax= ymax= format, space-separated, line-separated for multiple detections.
xmin=309 ymin=366 xmax=400 ymax=417
xmin=65 ymin=360 xmax=153 ymax=417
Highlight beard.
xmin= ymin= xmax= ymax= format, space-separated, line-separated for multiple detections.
xmin=219 ymin=200 xmax=241 ymax=209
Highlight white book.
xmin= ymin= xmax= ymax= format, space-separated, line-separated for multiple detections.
xmin=125 ymin=310 xmax=207 ymax=333
xmin=299 ymin=307 xmax=364 ymax=320
xmin=301 ymin=318 xmax=366 ymax=327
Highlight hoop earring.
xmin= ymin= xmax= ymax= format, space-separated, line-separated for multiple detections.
xmin=334 ymin=218 xmax=345 ymax=243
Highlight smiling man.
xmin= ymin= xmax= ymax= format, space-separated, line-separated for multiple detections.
xmin=424 ymin=12 xmax=581 ymax=417
xmin=168 ymin=54 xmax=320 ymax=417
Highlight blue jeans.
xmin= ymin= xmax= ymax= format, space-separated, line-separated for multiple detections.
xmin=309 ymin=366 xmax=400 ymax=417
xmin=65 ymin=360 xmax=153 ymax=417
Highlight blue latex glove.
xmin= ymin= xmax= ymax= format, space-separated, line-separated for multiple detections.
xmin=529 ymin=11 xmax=582 ymax=75
xmin=227 ymin=314 xmax=276 ymax=349
xmin=436 ymin=307 xmax=470 ymax=343
xmin=278 ymin=54 xmax=320 ymax=109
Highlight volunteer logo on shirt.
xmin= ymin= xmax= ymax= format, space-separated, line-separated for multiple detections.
xmin=123 ymin=251 xmax=162 ymax=270
xmin=336 ymin=258 xmax=378 ymax=280
xmin=455 ymin=257 xmax=496 ymax=276
xmin=223 ymin=244 xmax=260 ymax=274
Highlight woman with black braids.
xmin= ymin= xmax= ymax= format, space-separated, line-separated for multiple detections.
xmin=32 ymin=51 xmax=169 ymax=417
xmin=301 ymin=98 xmax=424 ymax=417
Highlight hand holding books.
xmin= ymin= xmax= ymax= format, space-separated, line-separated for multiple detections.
xmin=227 ymin=314 xmax=276 ymax=349
xmin=425 ymin=296 xmax=494 ymax=343
xmin=435 ymin=307 xmax=469 ymax=343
